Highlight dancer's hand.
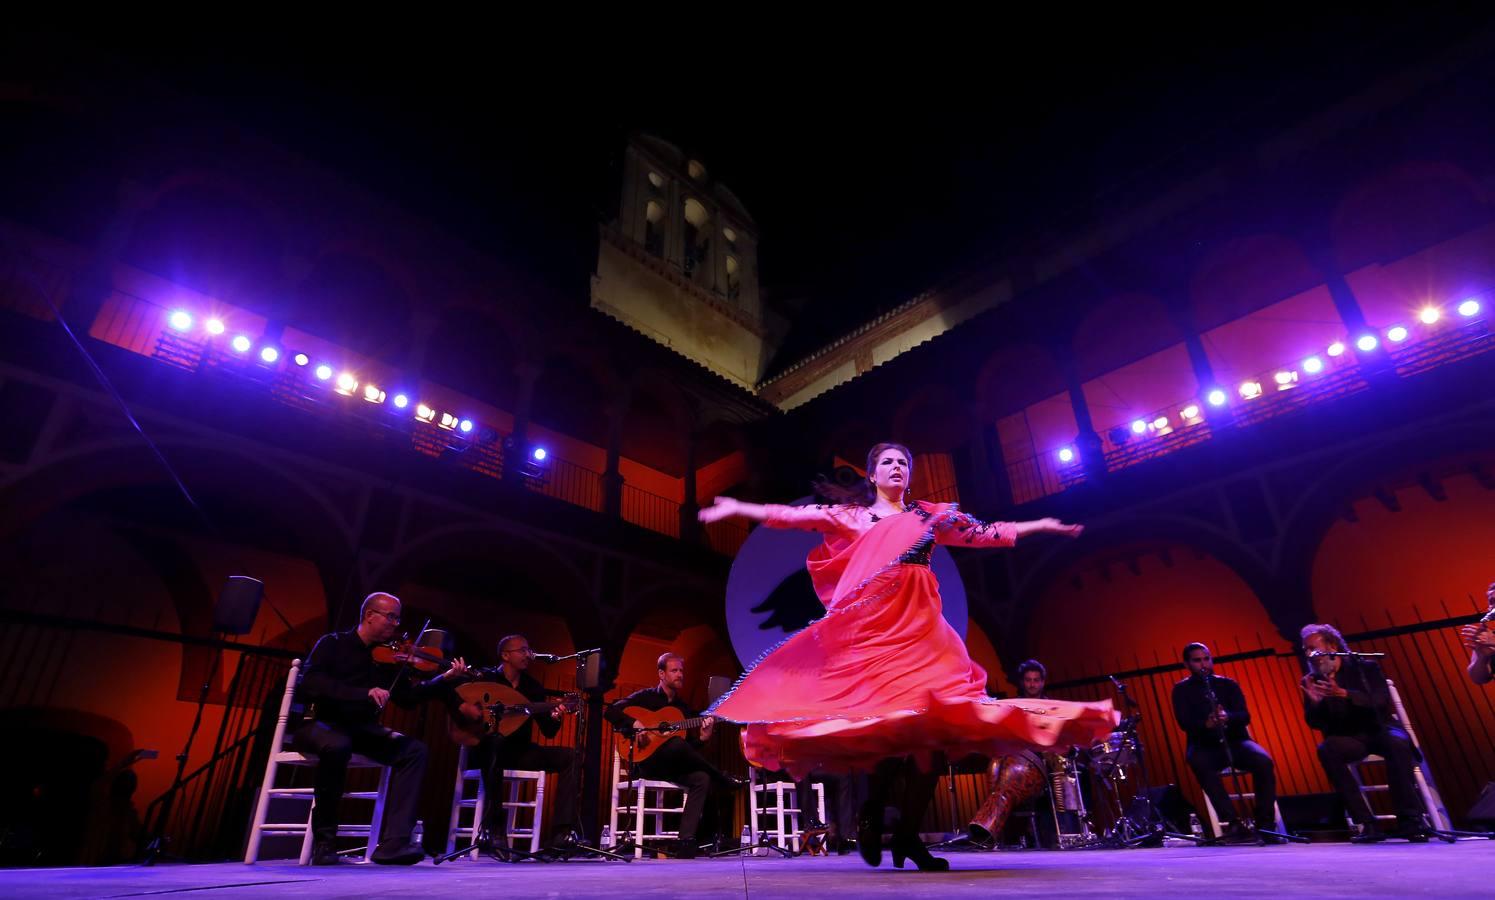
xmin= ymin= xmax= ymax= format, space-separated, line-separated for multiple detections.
xmin=698 ymin=496 xmax=739 ymax=524
xmin=1037 ymin=518 xmax=1084 ymax=538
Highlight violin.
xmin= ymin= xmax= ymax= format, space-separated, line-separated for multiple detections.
xmin=372 ymin=634 xmax=455 ymax=675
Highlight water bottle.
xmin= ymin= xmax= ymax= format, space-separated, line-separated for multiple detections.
xmin=600 ymin=824 xmax=612 ymax=847
xmin=1189 ymin=813 xmax=1203 ymax=838
xmin=740 ymin=825 xmax=751 ymax=846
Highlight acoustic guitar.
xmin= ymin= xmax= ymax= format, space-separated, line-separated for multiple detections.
xmin=612 ymin=705 xmax=712 ymax=764
xmin=447 ymin=681 xmax=580 ymax=748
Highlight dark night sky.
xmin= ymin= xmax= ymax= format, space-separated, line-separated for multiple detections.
xmin=17 ymin=11 xmax=1491 ymax=370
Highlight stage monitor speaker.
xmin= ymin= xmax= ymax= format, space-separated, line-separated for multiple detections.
xmin=707 ymin=675 xmax=733 ymax=704
xmin=214 ymin=576 xmax=264 ymax=635
xmin=1278 ymin=792 xmax=1347 ymax=831
xmin=1468 ymin=781 xmax=1495 ymax=824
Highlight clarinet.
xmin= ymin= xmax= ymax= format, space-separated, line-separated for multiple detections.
xmin=1199 ymin=672 xmax=1227 ymax=738
xmin=1465 ymin=605 xmax=1495 ymax=650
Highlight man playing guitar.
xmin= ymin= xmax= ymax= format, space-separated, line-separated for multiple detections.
xmin=605 ymin=653 xmax=743 ymax=857
xmin=448 ymin=634 xmax=578 ymax=853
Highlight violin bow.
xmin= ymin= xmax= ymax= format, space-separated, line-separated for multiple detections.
xmin=381 ymin=617 xmax=436 ymax=700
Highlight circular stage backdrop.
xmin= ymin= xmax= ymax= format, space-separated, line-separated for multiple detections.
xmin=723 ymin=504 xmax=968 ymax=666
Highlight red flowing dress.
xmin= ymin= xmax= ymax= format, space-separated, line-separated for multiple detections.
xmin=709 ymin=501 xmax=1117 ymax=778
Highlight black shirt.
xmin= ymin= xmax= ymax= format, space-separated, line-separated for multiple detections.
xmin=1302 ymin=657 xmax=1394 ymax=737
xmin=447 ymin=666 xmax=563 ymax=747
xmin=298 ymin=629 xmax=444 ymax=726
xmin=604 ymin=686 xmax=705 ymax=748
xmin=1172 ymin=673 xmax=1252 ymax=748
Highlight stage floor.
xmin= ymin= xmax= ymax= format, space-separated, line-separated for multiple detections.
xmin=10 ymin=842 xmax=1492 ymax=899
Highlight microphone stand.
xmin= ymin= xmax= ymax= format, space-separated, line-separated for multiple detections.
xmin=1196 ymin=672 xmax=1304 ymax=844
xmin=1106 ymin=678 xmax=1201 ymax=847
xmin=541 ymin=648 xmax=631 ymax=862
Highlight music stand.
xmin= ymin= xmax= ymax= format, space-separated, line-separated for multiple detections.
xmin=545 ymin=649 xmax=631 ymax=862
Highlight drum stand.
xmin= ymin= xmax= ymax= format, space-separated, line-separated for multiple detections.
xmin=1102 ymin=681 xmax=1203 ymax=848
xmin=927 ymin=761 xmax=984 ymax=851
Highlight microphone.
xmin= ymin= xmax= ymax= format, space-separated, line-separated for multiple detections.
xmin=532 ymin=652 xmax=562 ymax=662
xmin=1310 ymin=651 xmax=1385 ymax=658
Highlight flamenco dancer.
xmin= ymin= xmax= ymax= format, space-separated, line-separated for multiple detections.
xmin=699 ymin=443 xmax=1117 ymax=871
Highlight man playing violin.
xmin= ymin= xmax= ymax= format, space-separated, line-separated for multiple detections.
xmin=452 ymin=634 xmax=579 ymax=854
xmin=294 ymin=591 xmax=471 ymax=865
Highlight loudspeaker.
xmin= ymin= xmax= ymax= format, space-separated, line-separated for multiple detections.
xmin=1279 ymin=792 xmax=1347 ymax=831
xmin=1468 ymin=782 xmax=1495 ymax=824
xmin=214 ymin=576 xmax=264 ymax=635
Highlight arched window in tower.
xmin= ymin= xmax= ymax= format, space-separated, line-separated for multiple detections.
xmin=644 ymin=200 xmax=665 ymax=257
xmin=682 ymin=197 xmax=711 ymax=284
xmin=725 ymin=254 xmax=741 ymax=301
xmin=647 ymin=171 xmax=665 ymax=191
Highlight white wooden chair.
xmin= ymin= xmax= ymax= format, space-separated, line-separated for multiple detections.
xmin=1347 ymin=679 xmax=1452 ymax=832
xmin=243 ymin=659 xmax=391 ymax=864
xmin=1200 ymin=766 xmax=1288 ymax=837
xmin=444 ymin=744 xmax=546 ymax=857
xmin=607 ymin=748 xmax=688 ymax=858
xmin=747 ymin=768 xmax=827 ymax=852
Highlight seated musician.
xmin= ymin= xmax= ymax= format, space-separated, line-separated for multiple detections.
xmin=1458 ymin=582 xmax=1495 ymax=686
xmin=450 ymin=634 xmax=578 ymax=853
xmin=1171 ymin=642 xmax=1280 ymax=843
xmin=968 ymin=659 xmax=1056 ymax=848
xmin=1299 ymin=624 xmax=1428 ymax=842
xmin=604 ymin=653 xmax=743 ymax=858
xmin=294 ymin=592 xmax=467 ymax=866
xmin=1017 ymin=658 xmax=1048 ymax=700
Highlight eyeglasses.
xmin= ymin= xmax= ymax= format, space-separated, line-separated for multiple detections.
xmin=503 ymin=646 xmax=532 ymax=656
xmin=370 ymin=609 xmax=401 ymax=623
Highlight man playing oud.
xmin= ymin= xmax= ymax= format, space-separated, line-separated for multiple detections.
xmin=449 ymin=634 xmax=578 ymax=853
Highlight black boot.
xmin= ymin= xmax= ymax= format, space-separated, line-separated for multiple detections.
xmin=1350 ymin=824 xmax=1386 ymax=844
xmin=371 ymin=838 xmax=425 ymax=865
xmin=889 ymin=822 xmax=948 ymax=872
xmin=310 ymin=838 xmax=341 ymax=866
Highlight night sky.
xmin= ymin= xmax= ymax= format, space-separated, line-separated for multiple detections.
xmin=10 ymin=12 xmax=1488 ymax=371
